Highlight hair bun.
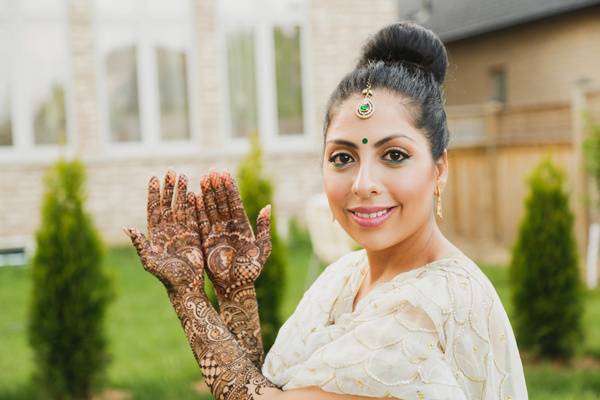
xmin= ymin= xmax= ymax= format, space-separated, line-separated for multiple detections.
xmin=357 ymin=21 xmax=448 ymax=84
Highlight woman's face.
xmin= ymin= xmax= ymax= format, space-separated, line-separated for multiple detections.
xmin=322 ymin=89 xmax=446 ymax=251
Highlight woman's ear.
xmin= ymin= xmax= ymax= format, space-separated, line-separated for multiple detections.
xmin=434 ymin=149 xmax=449 ymax=190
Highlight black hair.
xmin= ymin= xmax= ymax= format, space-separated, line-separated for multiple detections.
xmin=322 ymin=21 xmax=449 ymax=161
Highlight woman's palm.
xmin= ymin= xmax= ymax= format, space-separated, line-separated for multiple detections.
xmin=198 ymin=172 xmax=271 ymax=298
xmin=125 ymin=171 xmax=205 ymax=291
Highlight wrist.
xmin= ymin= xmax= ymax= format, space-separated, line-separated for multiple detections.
xmin=168 ymin=283 xmax=209 ymax=301
xmin=216 ymin=283 xmax=257 ymax=303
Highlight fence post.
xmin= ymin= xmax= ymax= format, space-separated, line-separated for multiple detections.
xmin=483 ymin=100 xmax=503 ymax=243
xmin=571 ymin=78 xmax=592 ymax=272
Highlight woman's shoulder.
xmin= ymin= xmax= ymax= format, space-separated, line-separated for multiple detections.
xmin=386 ymin=252 xmax=503 ymax=325
xmin=418 ymin=252 xmax=498 ymax=297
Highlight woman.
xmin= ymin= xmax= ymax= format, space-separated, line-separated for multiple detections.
xmin=124 ymin=22 xmax=528 ymax=399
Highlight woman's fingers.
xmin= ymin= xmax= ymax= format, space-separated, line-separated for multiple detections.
xmin=185 ymin=191 xmax=199 ymax=235
xmin=147 ymin=176 xmax=161 ymax=233
xmin=223 ymin=172 xmax=253 ymax=237
xmin=196 ymin=193 xmax=211 ymax=243
xmin=161 ymin=170 xmax=177 ymax=222
xmin=173 ymin=174 xmax=188 ymax=226
xmin=201 ymin=172 xmax=220 ymax=225
xmin=212 ymin=172 xmax=231 ymax=220
xmin=123 ymin=227 xmax=153 ymax=269
xmin=255 ymin=205 xmax=272 ymax=266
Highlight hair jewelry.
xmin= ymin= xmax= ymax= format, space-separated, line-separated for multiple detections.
xmin=355 ymin=80 xmax=374 ymax=119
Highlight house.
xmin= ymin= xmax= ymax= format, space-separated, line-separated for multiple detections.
xmin=411 ymin=0 xmax=600 ymax=263
xmin=1 ymin=0 xmax=599 ymax=266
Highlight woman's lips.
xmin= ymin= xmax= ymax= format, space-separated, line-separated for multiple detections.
xmin=348 ymin=206 xmax=396 ymax=228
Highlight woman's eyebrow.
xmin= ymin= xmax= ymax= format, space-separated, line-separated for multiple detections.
xmin=325 ymin=139 xmax=359 ymax=149
xmin=373 ymin=133 xmax=415 ymax=147
xmin=326 ymin=133 xmax=415 ymax=149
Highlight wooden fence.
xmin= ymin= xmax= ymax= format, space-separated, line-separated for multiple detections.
xmin=439 ymin=84 xmax=600 ymax=265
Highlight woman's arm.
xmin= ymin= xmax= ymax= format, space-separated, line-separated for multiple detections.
xmin=124 ymin=171 xmax=279 ymax=399
xmin=166 ymin=282 xmax=280 ymax=399
xmin=216 ymin=285 xmax=265 ymax=367
xmin=281 ymin=386 xmax=393 ymax=400
xmin=197 ymin=171 xmax=271 ymax=368
xmin=124 ymin=172 xmax=396 ymax=400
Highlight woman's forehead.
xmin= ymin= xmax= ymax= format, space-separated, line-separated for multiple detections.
xmin=327 ymin=107 xmax=423 ymax=146
xmin=328 ymin=90 xmax=420 ymax=139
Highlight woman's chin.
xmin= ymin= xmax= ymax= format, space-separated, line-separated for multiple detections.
xmin=349 ymin=231 xmax=400 ymax=252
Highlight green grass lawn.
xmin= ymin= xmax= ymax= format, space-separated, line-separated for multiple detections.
xmin=1 ymin=242 xmax=599 ymax=399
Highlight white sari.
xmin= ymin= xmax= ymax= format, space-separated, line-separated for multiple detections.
xmin=262 ymin=249 xmax=528 ymax=400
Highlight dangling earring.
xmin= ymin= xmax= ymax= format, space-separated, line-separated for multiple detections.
xmin=435 ymin=183 xmax=443 ymax=219
xmin=332 ymin=214 xmax=336 ymax=222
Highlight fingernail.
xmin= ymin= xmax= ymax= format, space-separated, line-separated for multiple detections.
xmin=263 ymin=204 xmax=271 ymax=217
xmin=166 ymin=170 xmax=176 ymax=182
xmin=210 ymin=171 xmax=219 ymax=185
xmin=200 ymin=175 xmax=210 ymax=190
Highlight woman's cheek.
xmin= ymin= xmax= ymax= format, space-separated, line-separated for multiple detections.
xmin=323 ymin=172 xmax=350 ymax=217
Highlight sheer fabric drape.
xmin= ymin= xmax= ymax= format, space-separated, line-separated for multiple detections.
xmin=262 ymin=249 xmax=528 ymax=400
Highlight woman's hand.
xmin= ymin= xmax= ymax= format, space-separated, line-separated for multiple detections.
xmin=124 ymin=170 xmax=205 ymax=292
xmin=198 ymin=171 xmax=272 ymax=299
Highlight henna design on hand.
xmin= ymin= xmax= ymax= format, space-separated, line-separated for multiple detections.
xmin=124 ymin=171 xmax=280 ymax=400
xmin=125 ymin=171 xmax=204 ymax=292
xmin=168 ymin=286 xmax=280 ymax=399
xmin=197 ymin=171 xmax=272 ymax=368
xmin=199 ymin=171 xmax=272 ymax=298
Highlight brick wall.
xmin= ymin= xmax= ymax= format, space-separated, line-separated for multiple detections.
xmin=0 ymin=0 xmax=399 ymax=249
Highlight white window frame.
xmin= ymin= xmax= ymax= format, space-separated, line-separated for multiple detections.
xmin=0 ymin=1 xmax=76 ymax=164
xmin=94 ymin=0 xmax=200 ymax=158
xmin=217 ymin=0 xmax=314 ymax=154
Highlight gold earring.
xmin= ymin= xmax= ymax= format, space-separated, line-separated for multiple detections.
xmin=435 ymin=183 xmax=443 ymax=219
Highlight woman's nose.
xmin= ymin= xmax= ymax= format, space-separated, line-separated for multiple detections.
xmin=352 ymin=163 xmax=380 ymax=198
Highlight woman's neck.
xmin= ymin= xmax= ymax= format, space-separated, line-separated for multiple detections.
xmin=363 ymin=218 xmax=459 ymax=286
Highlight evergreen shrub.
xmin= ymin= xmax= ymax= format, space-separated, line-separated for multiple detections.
xmin=509 ymin=156 xmax=584 ymax=360
xmin=28 ymin=159 xmax=113 ymax=399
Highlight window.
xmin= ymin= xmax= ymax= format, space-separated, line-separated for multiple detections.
xmin=0 ymin=25 xmax=11 ymax=146
xmin=0 ymin=0 xmax=70 ymax=152
xmin=274 ymin=25 xmax=304 ymax=136
xmin=106 ymin=44 xmax=141 ymax=142
xmin=157 ymin=46 xmax=191 ymax=141
xmin=219 ymin=0 xmax=307 ymax=142
xmin=490 ymin=67 xmax=506 ymax=103
xmin=96 ymin=0 xmax=194 ymax=146
xmin=225 ymin=26 xmax=259 ymax=139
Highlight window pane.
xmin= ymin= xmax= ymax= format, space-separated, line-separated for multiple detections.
xmin=23 ymin=23 xmax=68 ymax=145
xmin=0 ymin=26 xmax=11 ymax=146
xmin=33 ymin=84 xmax=66 ymax=145
xmin=157 ymin=47 xmax=190 ymax=140
xmin=226 ymin=27 xmax=258 ymax=139
xmin=491 ymin=68 xmax=506 ymax=103
xmin=274 ymin=25 xmax=303 ymax=136
xmin=0 ymin=88 xmax=10 ymax=146
xmin=106 ymin=45 xmax=141 ymax=142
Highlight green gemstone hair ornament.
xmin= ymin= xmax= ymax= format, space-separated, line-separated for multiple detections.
xmin=355 ymin=81 xmax=374 ymax=119
xmin=362 ymin=137 xmax=368 ymax=144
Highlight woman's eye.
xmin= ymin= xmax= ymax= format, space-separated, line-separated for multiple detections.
xmin=383 ymin=149 xmax=409 ymax=163
xmin=328 ymin=152 xmax=354 ymax=166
